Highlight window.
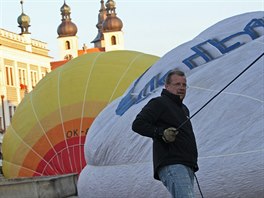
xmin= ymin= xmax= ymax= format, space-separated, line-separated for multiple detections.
xmin=5 ymin=66 xmax=14 ymax=86
xmin=41 ymin=72 xmax=46 ymax=79
xmin=7 ymin=106 xmax=16 ymax=122
xmin=31 ymin=70 xmax=38 ymax=88
xmin=9 ymin=106 xmax=12 ymax=121
xmin=18 ymin=68 xmax=27 ymax=85
xmin=111 ymin=36 xmax=117 ymax=45
xmin=65 ymin=41 xmax=71 ymax=50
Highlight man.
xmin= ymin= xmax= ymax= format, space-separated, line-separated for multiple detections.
xmin=132 ymin=69 xmax=198 ymax=198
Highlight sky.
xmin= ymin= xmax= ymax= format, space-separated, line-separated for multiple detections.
xmin=0 ymin=0 xmax=263 ymax=60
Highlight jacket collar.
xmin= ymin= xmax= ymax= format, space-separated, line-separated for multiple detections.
xmin=161 ymin=89 xmax=183 ymax=105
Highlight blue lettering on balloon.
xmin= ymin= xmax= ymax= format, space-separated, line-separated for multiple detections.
xmin=116 ymin=17 xmax=264 ymax=115
xmin=116 ymin=71 xmax=169 ymax=115
xmin=244 ymin=18 xmax=264 ymax=39
xmin=183 ymin=18 xmax=264 ymax=69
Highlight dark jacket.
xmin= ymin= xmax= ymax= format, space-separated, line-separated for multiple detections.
xmin=132 ymin=89 xmax=198 ymax=180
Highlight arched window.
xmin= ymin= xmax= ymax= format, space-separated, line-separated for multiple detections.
xmin=65 ymin=41 xmax=71 ymax=49
xmin=111 ymin=36 xmax=117 ymax=45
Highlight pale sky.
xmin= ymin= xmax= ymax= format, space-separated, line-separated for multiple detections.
xmin=0 ymin=0 xmax=263 ymax=60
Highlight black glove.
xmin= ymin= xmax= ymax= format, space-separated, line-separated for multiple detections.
xmin=162 ymin=127 xmax=179 ymax=143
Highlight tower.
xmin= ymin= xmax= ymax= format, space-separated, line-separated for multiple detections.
xmin=102 ymin=0 xmax=124 ymax=51
xmin=57 ymin=0 xmax=78 ymax=60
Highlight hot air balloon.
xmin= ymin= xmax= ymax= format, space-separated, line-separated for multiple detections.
xmin=2 ymin=50 xmax=159 ymax=178
xmin=78 ymin=12 xmax=264 ymax=198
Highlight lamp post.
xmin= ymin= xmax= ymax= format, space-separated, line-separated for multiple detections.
xmin=1 ymin=95 xmax=6 ymax=132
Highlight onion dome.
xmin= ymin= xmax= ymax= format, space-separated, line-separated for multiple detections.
xmin=57 ymin=1 xmax=78 ymax=37
xmin=17 ymin=0 xmax=30 ymax=34
xmin=57 ymin=21 xmax=78 ymax=37
xmin=102 ymin=0 xmax=123 ymax=32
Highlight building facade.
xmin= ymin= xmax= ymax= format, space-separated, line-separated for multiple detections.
xmin=0 ymin=1 xmax=52 ymax=132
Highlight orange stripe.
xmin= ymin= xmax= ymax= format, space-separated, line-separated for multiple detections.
xmin=19 ymin=117 xmax=94 ymax=177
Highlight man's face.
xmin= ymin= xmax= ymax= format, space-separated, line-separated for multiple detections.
xmin=165 ymin=74 xmax=187 ymax=100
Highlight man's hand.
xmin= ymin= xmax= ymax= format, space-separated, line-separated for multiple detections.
xmin=162 ymin=127 xmax=179 ymax=143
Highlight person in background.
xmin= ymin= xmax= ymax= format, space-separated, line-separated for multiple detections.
xmin=132 ymin=69 xmax=198 ymax=198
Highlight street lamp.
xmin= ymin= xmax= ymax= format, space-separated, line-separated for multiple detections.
xmin=1 ymin=95 xmax=6 ymax=132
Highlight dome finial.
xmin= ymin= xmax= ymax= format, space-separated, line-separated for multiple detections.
xmin=105 ymin=0 xmax=116 ymax=15
xmin=17 ymin=0 xmax=31 ymax=34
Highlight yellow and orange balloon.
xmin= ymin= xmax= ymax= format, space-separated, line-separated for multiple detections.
xmin=2 ymin=50 xmax=159 ymax=178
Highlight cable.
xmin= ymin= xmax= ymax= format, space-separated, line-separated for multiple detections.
xmin=194 ymin=173 xmax=204 ymax=198
xmin=177 ymin=52 xmax=264 ymax=131
xmin=180 ymin=52 xmax=264 ymax=198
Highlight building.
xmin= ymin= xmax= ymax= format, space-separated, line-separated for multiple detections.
xmin=0 ymin=1 xmax=52 ymax=132
xmin=51 ymin=0 xmax=124 ymax=70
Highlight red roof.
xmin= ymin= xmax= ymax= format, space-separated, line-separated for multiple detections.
xmin=78 ymin=47 xmax=105 ymax=56
xmin=50 ymin=60 xmax=68 ymax=70
xmin=50 ymin=48 xmax=105 ymax=70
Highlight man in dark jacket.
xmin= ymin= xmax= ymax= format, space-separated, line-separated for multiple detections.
xmin=132 ymin=69 xmax=198 ymax=198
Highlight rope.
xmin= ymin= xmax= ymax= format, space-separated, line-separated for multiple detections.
xmin=194 ymin=173 xmax=205 ymax=198
xmin=180 ymin=52 xmax=264 ymax=197
xmin=177 ymin=52 xmax=264 ymax=131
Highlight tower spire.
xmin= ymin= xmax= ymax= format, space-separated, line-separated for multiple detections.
xmin=20 ymin=0 xmax=24 ymax=13
xmin=91 ymin=0 xmax=107 ymax=45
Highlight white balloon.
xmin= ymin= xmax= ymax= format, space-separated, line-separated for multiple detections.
xmin=78 ymin=11 xmax=264 ymax=198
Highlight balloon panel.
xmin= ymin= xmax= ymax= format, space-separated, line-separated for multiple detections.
xmin=2 ymin=50 xmax=159 ymax=178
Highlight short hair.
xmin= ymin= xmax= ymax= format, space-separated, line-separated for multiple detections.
xmin=165 ymin=69 xmax=185 ymax=85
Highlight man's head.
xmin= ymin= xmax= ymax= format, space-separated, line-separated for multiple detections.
xmin=165 ymin=69 xmax=187 ymax=100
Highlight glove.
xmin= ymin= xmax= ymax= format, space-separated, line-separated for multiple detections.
xmin=162 ymin=127 xmax=179 ymax=143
